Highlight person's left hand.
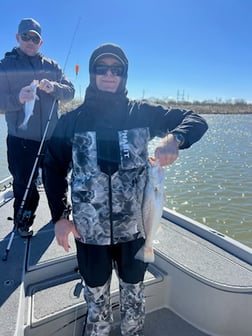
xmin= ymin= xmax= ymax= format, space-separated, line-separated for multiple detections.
xmin=154 ymin=134 xmax=179 ymax=166
xmin=39 ymin=78 xmax=54 ymax=94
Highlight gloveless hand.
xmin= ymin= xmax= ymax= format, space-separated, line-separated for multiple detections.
xmin=19 ymin=84 xmax=37 ymax=104
xmin=39 ymin=78 xmax=54 ymax=93
xmin=54 ymin=219 xmax=81 ymax=253
xmin=154 ymin=134 xmax=179 ymax=166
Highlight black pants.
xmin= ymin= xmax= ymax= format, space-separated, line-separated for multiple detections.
xmin=76 ymin=238 xmax=147 ymax=287
xmin=7 ymin=135 xmax=45 ymax=225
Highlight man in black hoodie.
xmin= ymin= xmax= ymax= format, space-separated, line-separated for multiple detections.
xmin=45 ymin=43 xmax=208 ymax=335
xmin=0 ymin=18 xmax=75 ymax=237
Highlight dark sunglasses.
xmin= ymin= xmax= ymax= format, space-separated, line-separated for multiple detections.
xmin=93 ymin=64 xmax=125 ymax=77
xmin=20 ymin=33 xmax=41 ymax=45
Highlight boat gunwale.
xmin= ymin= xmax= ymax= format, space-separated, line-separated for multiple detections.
xmin=154 ymin=248 xmax=252 ymax=293
xmin=162 ymin=207 xmax=252 ymax=266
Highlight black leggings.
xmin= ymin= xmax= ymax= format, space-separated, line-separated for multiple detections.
xmin=76 ymin=238 xmax=147 ymax=287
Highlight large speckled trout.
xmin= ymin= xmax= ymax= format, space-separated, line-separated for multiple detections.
xmin=135 ymin=158 xmax=165 ymax=263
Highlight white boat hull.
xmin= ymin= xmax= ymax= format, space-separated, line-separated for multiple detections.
xmin=0 ymin=176 xmax=251 ymax=336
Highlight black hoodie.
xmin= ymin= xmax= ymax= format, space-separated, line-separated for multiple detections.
xmin=0 ymin=47 xmax=74 ymax=141
xmin=44 ymin=43 xmax=208 ymax=245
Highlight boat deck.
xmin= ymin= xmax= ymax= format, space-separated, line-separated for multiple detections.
xmin=1 ymin=183 xmax=252 ymax=336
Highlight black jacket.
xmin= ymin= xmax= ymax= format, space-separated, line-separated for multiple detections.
xmin=45 ymin=91 xmax=208 ymax=245
xmin=0 ymin=47 xmax=75 ymax=141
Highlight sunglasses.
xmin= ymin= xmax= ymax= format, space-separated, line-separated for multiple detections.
xmin=20 ymin=33 xmax=41 ymax=45
xmin=93 ymin=64 xmax=125 ymax=77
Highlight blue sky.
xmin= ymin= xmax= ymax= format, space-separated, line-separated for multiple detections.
xmin=1 ymin=0 xmax=252 ymax=102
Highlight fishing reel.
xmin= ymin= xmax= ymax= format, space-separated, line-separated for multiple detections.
xmin=15 ymin=210 xmax=35 ymax=228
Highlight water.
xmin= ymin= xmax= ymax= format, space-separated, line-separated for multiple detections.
xmin=0 ymin=114 xmax=252 ymax=248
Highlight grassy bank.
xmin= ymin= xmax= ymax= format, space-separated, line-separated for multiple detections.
xmin=59 ymin=98 xmax=252 ymax=114
xmin=1 ymin=99 xmax=251 ymax=115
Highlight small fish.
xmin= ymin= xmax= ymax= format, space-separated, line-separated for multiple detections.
xmin=135 ymin=157 xmax=165 ymax=263
xmin=19 ymin=80 xmax=39 ymax=130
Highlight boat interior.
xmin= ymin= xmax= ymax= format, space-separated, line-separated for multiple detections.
xmin=0 ymin=177 xmax=252 ymax=336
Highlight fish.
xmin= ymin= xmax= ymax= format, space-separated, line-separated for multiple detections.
xmin=135 ymin=157 xmax=165 ymax=263
xmin=19 ymin=80 xmax=39 ymax=130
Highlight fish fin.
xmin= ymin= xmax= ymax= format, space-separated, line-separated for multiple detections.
xmin=155 ymin=225 xmax=163 ymax=236
xmin=135 ymin=246 xmax=155 ymax=263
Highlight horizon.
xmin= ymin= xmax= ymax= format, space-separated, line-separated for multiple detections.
xmin=1 ymin=1 xmax=252 ymax=102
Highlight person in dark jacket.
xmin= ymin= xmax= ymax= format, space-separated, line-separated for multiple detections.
xmin=44 ymin=43 xmax=208 ymax=335
xmin=0 ymin=18 xmax=75 ymax=237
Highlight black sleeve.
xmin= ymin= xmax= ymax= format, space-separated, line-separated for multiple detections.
xmin=161 ymin=107 xmax=208 ymax=149
xmin=135 ymin=101 xmax=208 ymax=148
xmin=44 ymin=113 xmax=73 ymax=222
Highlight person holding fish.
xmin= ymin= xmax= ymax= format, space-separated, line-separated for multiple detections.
xmin=0 ymin=18 xmax=75 ymax=237
xmin=44 ymin=43 xmax=208 ymax=335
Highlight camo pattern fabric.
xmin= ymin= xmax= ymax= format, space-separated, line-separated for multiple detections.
xmin=120 ymin=279 xmax=145 ymax=336
xmin=82 ymin=278 xmax=145 ymax=336
xmin=71 ymin=128 xmax=150 ymax=245
xmin=83 ymin=277 xmax=112 ymax=335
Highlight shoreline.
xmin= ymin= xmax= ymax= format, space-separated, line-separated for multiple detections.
xmin=170 ymin=104 xmax=252 ymax=114
xmin=146 ymin=99 xmax=252 ymax=114
xmin=60 ymin=99 xmax=252 ymax=114
xmin=1 ymin=100 xmax=252 ymax=115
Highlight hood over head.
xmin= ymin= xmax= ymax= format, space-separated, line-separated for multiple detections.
xmin=88 ymin=43 xmax=128 ymax=94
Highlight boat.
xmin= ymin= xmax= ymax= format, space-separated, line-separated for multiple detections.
xmin=0 ymin=175 xmax=251 ymax=336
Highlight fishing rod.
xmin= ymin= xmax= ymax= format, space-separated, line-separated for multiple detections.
xmin=2 ymin=17 xmax=81 ymax=262
xmin=2 ymin=99 xmax=56 ymax=262
xmin=63 ymin=16 xmax=81 ymax=73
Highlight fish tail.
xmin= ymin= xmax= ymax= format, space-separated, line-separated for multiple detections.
xmin=134 ymin=245 xmax=155 ymax=263
xmin=18 ymin=123 xmax=27 ymax=130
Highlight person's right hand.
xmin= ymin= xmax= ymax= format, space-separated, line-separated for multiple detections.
xmin=19 ymin=85 xmax=37 ymax=104
xmin=54 ymin=219 xmax=81 ymax=252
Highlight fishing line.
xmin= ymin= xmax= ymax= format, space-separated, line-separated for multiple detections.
xmin=63 ymin=16 xmax=82 ymax=73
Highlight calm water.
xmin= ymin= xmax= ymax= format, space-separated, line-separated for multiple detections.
xmin=0 ymin=114 xmax=252 ymax=248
